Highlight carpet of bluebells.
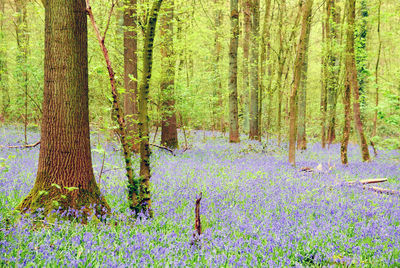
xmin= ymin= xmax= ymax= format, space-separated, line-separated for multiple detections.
xmin=1 ymin=126 xmax=400 ymax=267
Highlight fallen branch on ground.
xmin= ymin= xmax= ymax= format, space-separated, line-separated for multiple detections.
xmin=150 ymin=143 xmax=175 ymax=156
xmin=348 ymin=178 xmax=387 ymax=185
xmin=345 ymin=178 xmax=400 ymax=196
xmin=1 ymin=141 xmax=41 ymax=149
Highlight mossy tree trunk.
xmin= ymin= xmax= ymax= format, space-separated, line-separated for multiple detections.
xmin=124 ymin=0 xmax=139 ymax=153
xmin=288 ymin=0 xmax=313 ymax=166
xmin=355 ymin=0 xmax=368 ymax=113
xmin=138 ymin=0 xmax=163 ymax=216
xmin=346 ymin=0 xmax=370 ymax=162
xmin=160 ymin=0 xmax=178 ymax=149
xmin=16 ymin=0 xmax=110 ymax=220
xmin=249 ymin=0 xmax=260 ymax=141
xmin=229 ymin=0 xmax=240 ymax=143
xmin=242 ymin=0 xmax=251 ymax=132
xmin=320 ymin=20 xmax=328 ymax=148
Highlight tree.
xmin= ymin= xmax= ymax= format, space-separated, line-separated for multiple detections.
xmin=249 ymin=0 xmax=260 ymax=141
xmin=0 ymin=0 xmax=9 ymax=121
xmin=229 ymin=0 xmax=240 ymax=143
xmin=16 ymin=0 xmax=110 ymax=220
xmin=341 ymin=0 xmax=370 ymax=164
xmin=297 ymin=0 xmax=312 ymax=150
xmin=242 ymin=0 xmax=251 ymax=132
xmin=138 ymin=0 xmax=163 ymax=216
xmin=123 ymin=0 xmax=139 ymax=153
xmin=288 ymin=0 xmax=313 ymax=166
xmin=160 ymin=0 xmax=178 ymax=149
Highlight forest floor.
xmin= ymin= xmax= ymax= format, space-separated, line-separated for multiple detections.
xmin=1 ymin=127 xmax=400 ymax=266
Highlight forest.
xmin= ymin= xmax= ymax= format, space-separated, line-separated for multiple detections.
xmin=0 ymin=0 xmax=400 ymax=266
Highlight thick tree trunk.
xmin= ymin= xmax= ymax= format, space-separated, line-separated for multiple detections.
xmin=288 ymin=0 xmax=313 ymax=166
xmin=16 ymin=0 xmax=110 ymax=220
xmin=249 ymin=0 xmax=260 ymax=140
xmin=0 ymin=0 xmax=9 ymax=121
xmin=297 ymin=5 xmax=311 ymax=150
xmin=160 ymin=0 xmax=178 ymax=149
xmin=123 ymin=0 xmax=139 ymax=153
xmin=138 ymin=0 xmax=163 ymax=216
xmin=347 ymin=0 xmax=370 ymax=162
xmin=229 ymin=0 xmax=240 ymax=143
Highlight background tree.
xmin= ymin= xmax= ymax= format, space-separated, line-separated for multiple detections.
xmin=17 ymin=0 xmax=110 ymax=219
xmin=229 ymin=0 xmax=239 ymax=143
xmin=0 ymin=0 xmax=9 ymax=121
xmin=123 ymin=0 xmax=139 ymax=153
xmin=160 ymin=0 xmax=178 ymax=149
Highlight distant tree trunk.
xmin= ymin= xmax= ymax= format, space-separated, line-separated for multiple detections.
xmin=229 ymin=0 xmax=240 ymax=143
xmin=288 ymin=0 xmax=313 ymax=166
xmin=355 ymin=0 xmax=368 ymax=113
xmin=320 ymin=20 xmax=327 ymax=148
xmin=138 ymin=0 xmax=163 ymax=216
xmin=0 ymin=0 xmax=9 ymax=121
xmin=214 ymin=0 xmax=224 ymax=132
xmin=325 ymin=0 xmax=340 ymax=145
xmin=16 ymin=0 xmax=110 ymax=220
xmin=297 ymin=3 xmax=312 ymax=150
xmin=160 ymin=0 xmax=178 ymax=149
xmin=123 ymin=0 xmax=139 ymax=153
xmin=373 ymin=0 xmax=381 ymax=137
xmin=347 ymin=0 xmax=370 ymax=162
xmin=249 ymin=0 xmax=260 ymax=141
xmin=242 ymin=0 xmax=251 ymax=131
xmin=259 ymin=0 xmax=272 ymax=138
xmin=15 ymin=0 xmax=29 ymax=144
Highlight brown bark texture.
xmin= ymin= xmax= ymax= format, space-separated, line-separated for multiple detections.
xmin=229 ymin=0 xmax=240 ymax=143
xmin=160 ymin=0 xmax=178 ymax=149
xmin=346 ymin=0 xmax=370 ymax=162
xmin=138 ymin=0 xmax=163 ymax=217
xmin=242 ymin=0 xmax=251 ymax=131
xmin=124 ymin=0 xmax=139 ymax=153
xmin=249 ymin=0 xmax=260 ymax=141
xmin=16 ymin=0 xmax=110 ymax=221
xmin=288 ymin=0 xmax=313 ymax=166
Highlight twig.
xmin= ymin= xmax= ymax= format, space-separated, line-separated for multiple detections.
xmin=1 ymin=141 xmax=41 ymax=149
xmin=98 ymin=150 xmax=106 ymax=187
xmin=150 ymin=143 xmax=175 ymax=156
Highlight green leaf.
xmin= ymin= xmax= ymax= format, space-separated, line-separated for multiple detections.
xmin=51 ymin=183 xmax=61 ymax=189
xmin=64 ymin=186 xmax=79 ymax=192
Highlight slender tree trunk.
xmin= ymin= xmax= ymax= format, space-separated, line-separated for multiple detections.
xmin=325 ymin=0 xmax=340 ymax=145
xmin=259 ymin=0 xmax=271 ymax=139
xmin=355 ymin=0 xmax=368 ymax=112
xmin=123 ymin=0 xmax=140 ymax=153
xmin=0 ymin=0 xmax=9 ymax=121
xmin=347 ymin=0 xmax=370 ymax=162
xmin=373 ymin=0 xmax=381 ymax=137
xmin=320 ymin=20 xmax=327 ymax=148
xmin=288 ymin=0 xmax=313 ymax=166
xmin=214 ymin=0 xmax=224 ymax=132
xmin=160 ymin=0 xmax=178 ymax=149
xmin=138 ymin=0 xmax=163 ymax=216
xmin=229 ymin=0 xmax=240 ymax=143
xmin=17 ymin=0 xmax=110 ymax=220
xmin=249 ymin=0 xmax=260 ymax=140
xmin=15 ymin=0 xmax=29 ymax=144
xmin=242 ymin=0 xmax=251 ymax=131
xmin=297 ymin=4 xmax=312 ymax=150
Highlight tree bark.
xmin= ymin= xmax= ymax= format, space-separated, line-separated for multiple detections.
xmin=297 ymin=3 xmax=312 ymax=150
xmin=16 ymin=0 xmax=110 ymax=220
xmin=288 ymin=0 xmax=313 ymax=166
xmin=138 ymin=0 xmax=163 ymax=216
xmin=373 ymin=0 xmax=381 ymax=137
xmin=347 ymin=0 xmax=370 ymax=162
xmin=242 ymin=0 xmax=251 ymax=132
xmin=160 ymin=0 xmax=178 ymax=149
xmin=320 ymin=20 xmax=327 ymax=148
xmin=0 ymin=0 xmax=9 ymax=121
xmin=229 ymin=0 xmax=240 ymax=143
xmin=355 ymin=0 xmax=368 ymax=112
xmin=123 ymin=0 xmax=139 ymax=153
xmin=213 ymin=0 xmax=224 ymax=132
xmin=249 ymin=0 xmax=260 ymax=141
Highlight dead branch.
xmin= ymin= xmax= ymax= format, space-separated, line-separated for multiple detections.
xmin=150 ymin=143 xmax=175 ymax=156
xmin=365 ymin=186 xmax=400 ymax=196
xmin=191 ymin=192 xmax=202 ymax=247
xmin=1 ymin=141 xmax=41 ymax=149
xmin=348 ymin=178 xmax=387 ymax=185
